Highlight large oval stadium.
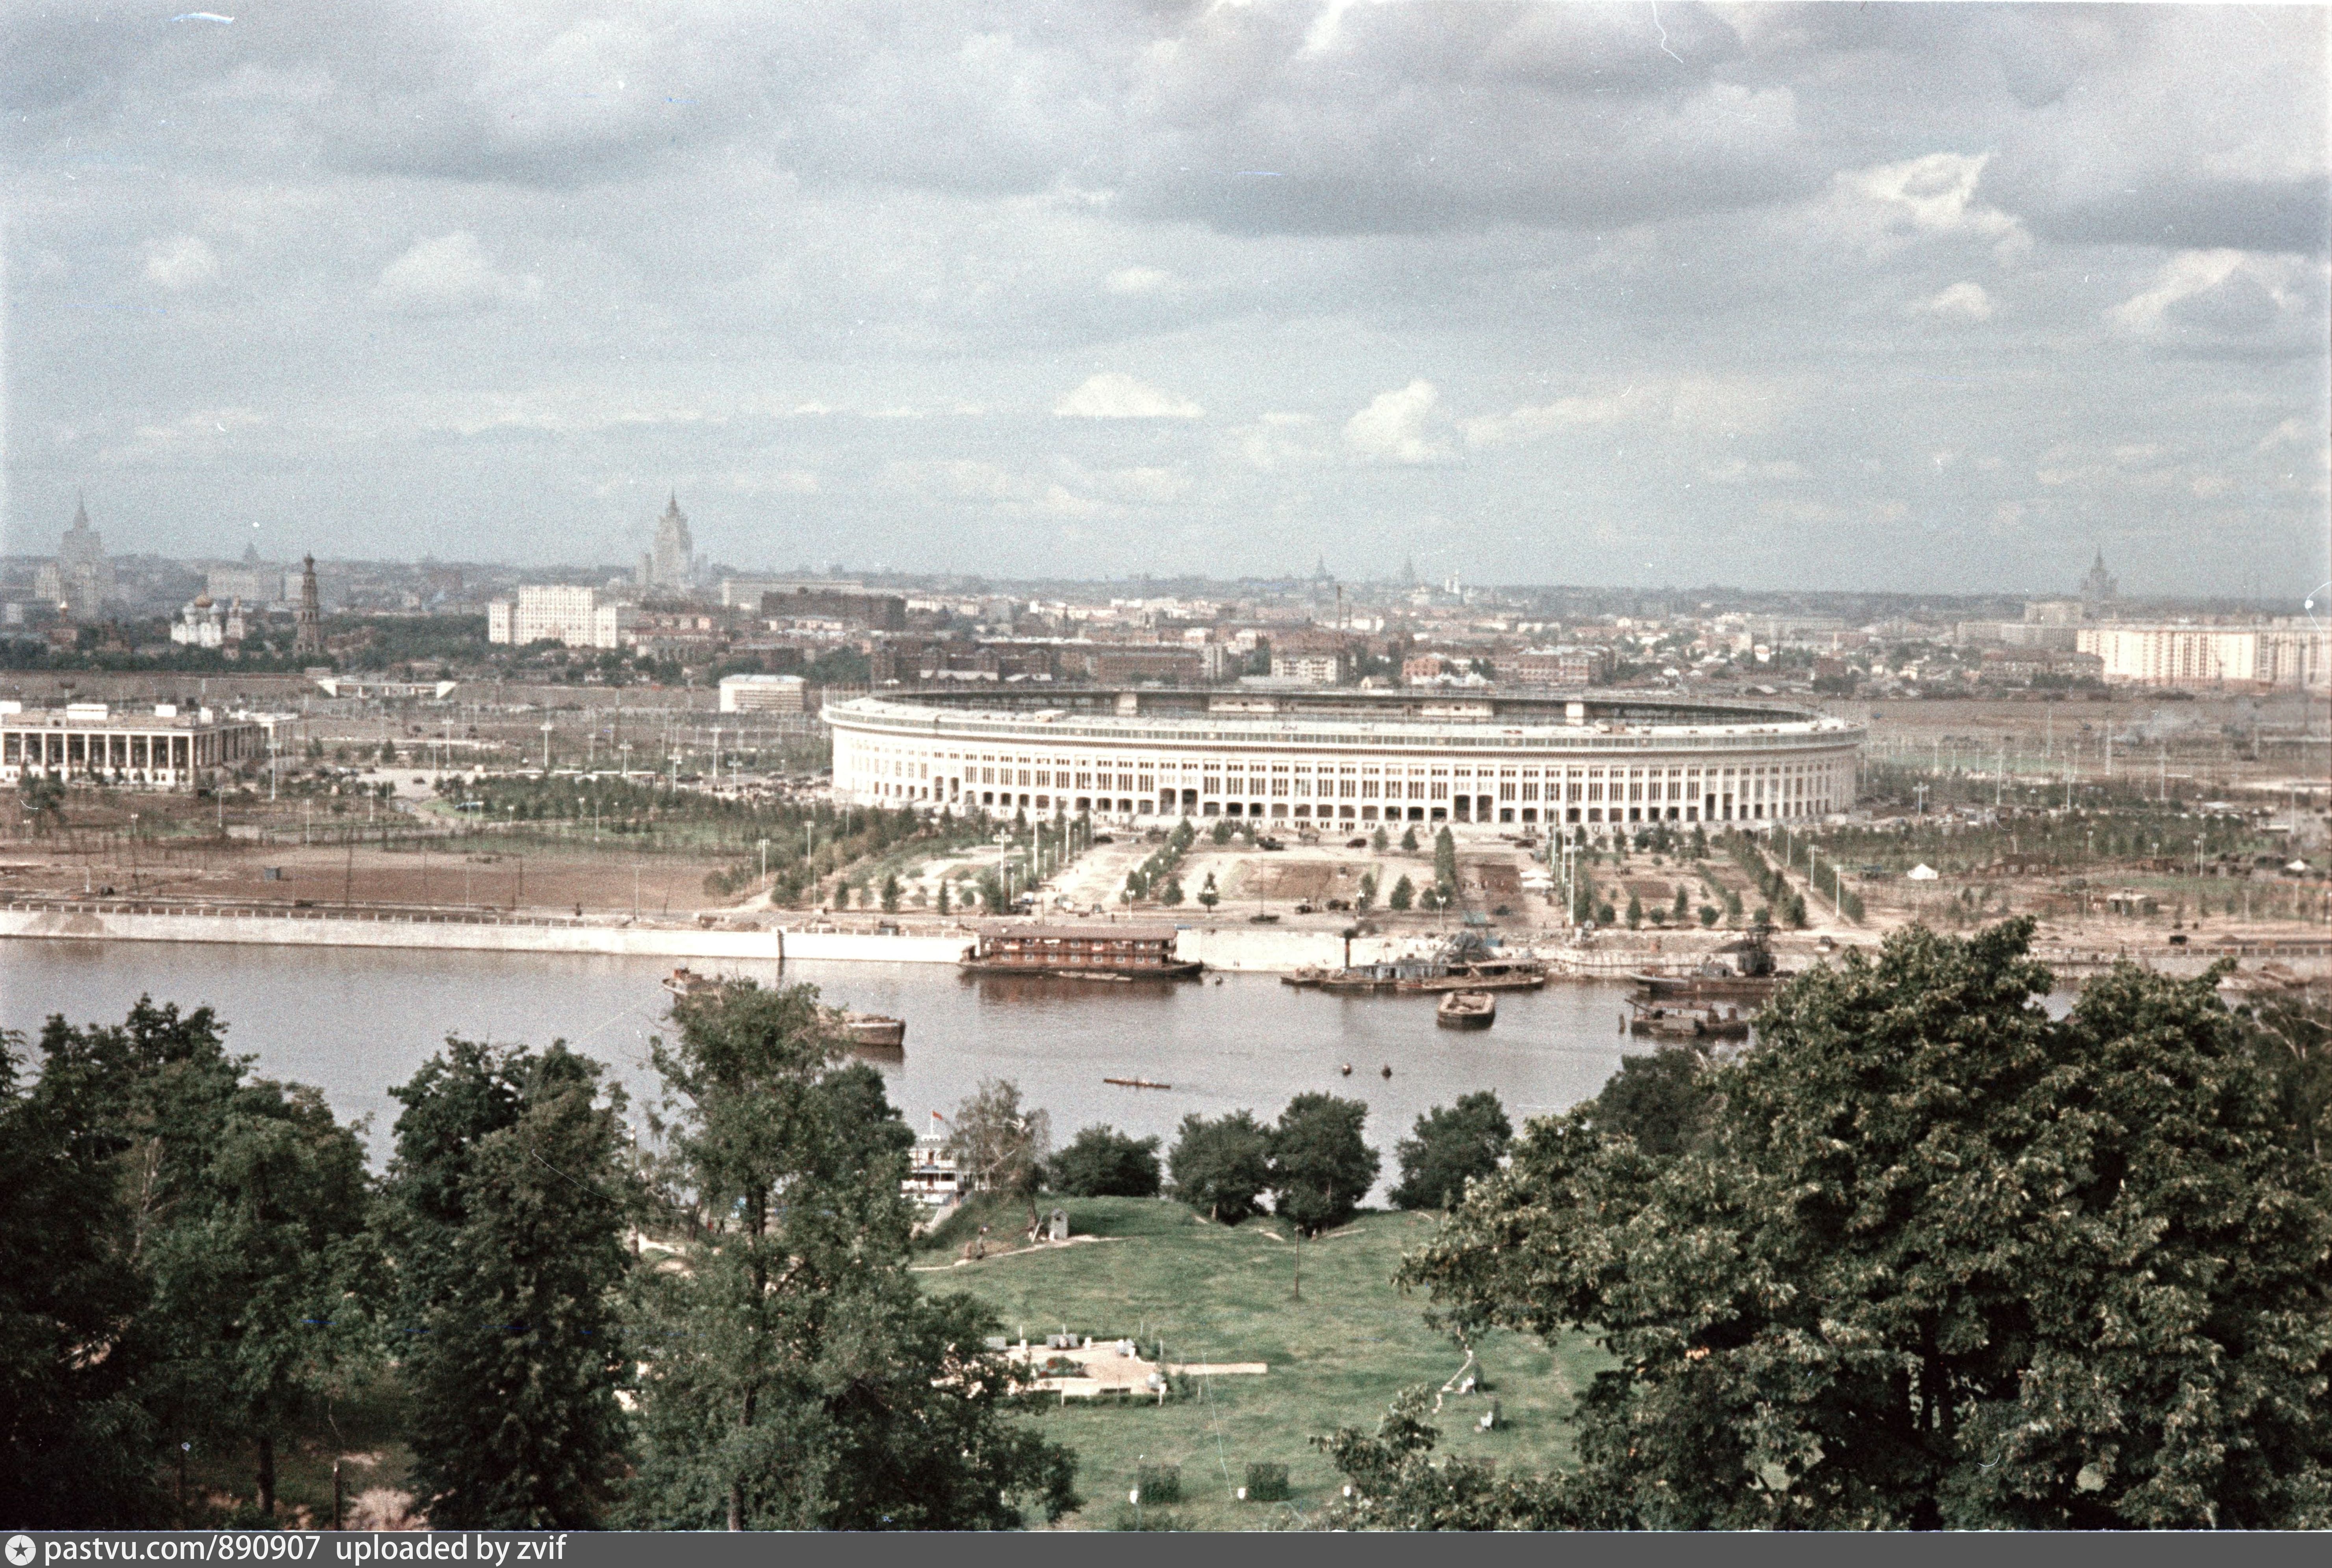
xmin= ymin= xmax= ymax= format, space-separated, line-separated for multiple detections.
xmin=824 ymin=688 xmax=1863 ymax=832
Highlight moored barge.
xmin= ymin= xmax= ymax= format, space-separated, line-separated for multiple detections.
xmin=960 ymin=923 xmax=1203 ymax=980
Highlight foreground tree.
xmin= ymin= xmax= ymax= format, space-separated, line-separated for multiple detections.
xmin=27 ymin=1001 xmax=374 ymax=1521
xmin=2235 ymin=991 xmax=2330 ymax=1166
xmin=1388 ymin=1092 xmax=1511 ymax=1212
xmin=0 ymin=1030 xmax=163 ymax=1526
xmin=1046 ymin=1125 xmax=1162 ymax=1197
xmin=1269 ymin=1094 xmax=1380 ymax=1236
xmin=624 ymin=984 xmax=1077 ymax=1529
xmin=1587 ymin=1046 xmax=1716 ymax=1159
xmin=380 ymin=1040 xmax=637 ymax=1528
xmin=1380 ymin=921 xmax=2332 ymax=1528
xmin=1167 ymin=1110 xmax=1273 ymax=1224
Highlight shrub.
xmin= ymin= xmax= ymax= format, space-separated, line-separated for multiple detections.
xmin=1135 ymin=1463 xmax=1182 ymax=1504
xmin=1388 ymin=875 xmax=1414 ymax=912
xmin=1245 ymin=1462 xmax=1291 ymax=1502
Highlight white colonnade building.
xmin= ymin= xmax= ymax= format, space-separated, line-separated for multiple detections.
xmin=0 ymin=701 xmax=267 ymax=788
xmin=825 ymin=688 xmax=1863 ymax=831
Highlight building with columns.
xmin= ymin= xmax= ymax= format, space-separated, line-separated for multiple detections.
xmin=826 ymin=688 xmax=1863 ymax=832
xmin=0 ymin=701 xmax=266 ymax=787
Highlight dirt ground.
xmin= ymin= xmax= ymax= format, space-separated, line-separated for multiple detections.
xmin=0 ymin=832 xmax=735 ymax=918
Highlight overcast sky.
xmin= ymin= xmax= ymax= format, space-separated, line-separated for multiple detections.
xmin=3 ymin=2 xmax=2326 ymax=597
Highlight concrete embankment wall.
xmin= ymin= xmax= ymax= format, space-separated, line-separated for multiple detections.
xmin=0 ymin=904 xmax=973 ymax=964
xmin=5 ymin=901 xmax=2322 ymax=982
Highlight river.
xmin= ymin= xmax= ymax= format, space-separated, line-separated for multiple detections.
xmin=2 ymin=941 xmax=1647 ymax=1192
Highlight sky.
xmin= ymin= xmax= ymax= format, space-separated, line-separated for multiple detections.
xmin=2 ymin=1 xmax=2326 ymax=598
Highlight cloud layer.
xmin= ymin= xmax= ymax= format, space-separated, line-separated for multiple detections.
xmin=2 ymin=2 xmax=2324 ymax=595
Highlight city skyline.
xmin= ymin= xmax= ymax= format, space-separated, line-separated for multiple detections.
xmin=4 ymin=3 xmax=2327 ymax=598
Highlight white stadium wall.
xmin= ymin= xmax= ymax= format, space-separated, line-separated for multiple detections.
xmin=824 ymin=689 xmax=1863 ymax=830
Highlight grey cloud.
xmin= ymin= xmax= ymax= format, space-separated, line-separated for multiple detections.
xmin=2025 ymin=180 xmax=2331 ymax=257
xmin=0 ymin=2 xmax=2323 ymax=595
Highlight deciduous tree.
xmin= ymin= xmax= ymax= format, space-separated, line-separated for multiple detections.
xmin=1046 ymin=1125 xmax=1162 ymax=1197
xmin=1388 ymin=1092 xmax=1511 ymax=1212
xmin=623 ymin=986 xmax=1076 ymax=1529
xmin=1167 ymin=1111 xmax=1272 ymax=1225
xmin=944 ymin=1079 xmax=1050 ymax=1232
xmin=1268 ymin=1094 xmax=1380 ymax=1237
xmin=0 ymin=1029 xmax=163 ymax=1526
xmin=381 ymin=1039 xmax=636 ymax=1528
xmin=1388 ymin=922 xmax=2332 ymax=1529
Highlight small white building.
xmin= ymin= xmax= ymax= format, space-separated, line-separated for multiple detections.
xmin=718 ymin=673 xmax=808 ymax=714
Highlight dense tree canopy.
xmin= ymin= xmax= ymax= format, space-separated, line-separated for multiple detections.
xmin=15 ymin=1001 xmax=376 ymax=1522
xmin=380 ymin=1039 xmax=637 ymax=1528
xmin=1167 ymin=1110 xmax=1274 ymax=1225
xmin=1268 ymin=1094 xmax=1380 ymax=1237
xmin=1375 ymin=922 xmax=2332 ymax=1529
xmin=0 ymin=1029 xmax=162 ymax=1526
xmin=1388 ymin=1092 xmax=1512 ymax=1212
xmin=1047 ymin=1125 xmax=1163 ymax=1198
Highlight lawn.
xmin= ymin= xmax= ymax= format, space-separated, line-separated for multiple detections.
xmin=913 ymin=1196 xmax=1606 ymax=1530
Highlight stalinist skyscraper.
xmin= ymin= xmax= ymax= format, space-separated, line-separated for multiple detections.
xmin=638 ymin=494 xmax=695 ymax=593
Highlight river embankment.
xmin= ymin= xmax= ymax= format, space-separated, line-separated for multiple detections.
xmin=2 ymin=895 xmax=2322 ymax=982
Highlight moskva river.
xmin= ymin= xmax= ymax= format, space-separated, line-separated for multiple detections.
xmin=3 ymin=942 xmax=1651 ymax=1193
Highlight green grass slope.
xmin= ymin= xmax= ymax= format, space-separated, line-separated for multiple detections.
xmin=913 ymin=1195 xmax=1605 ymax=1530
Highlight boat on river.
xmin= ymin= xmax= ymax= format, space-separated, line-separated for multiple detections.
xmin=1398 ymin=957 xmax=1548 ymax=994
xmin=1626 ymin=997 xmax=1750 ymax=1041
xmin=664 ymin=969 xmax=906 ymax=1049
xmin=959 ymin=923 xmax=1203 ymax=980
xmin=1436 ymin=992 xmax=1496 ymax=1030
xmin=1630 ymin=921 xmax=1790 ymax=1003
xmin=836 ymin=1010 xmax=907 ymax=1049
xmin=1102 ymin=1076 xmax=1172 ymax=1090
xmin=662 ymin=965 xmax=729 ymax=1000
xmin=1306 ymin=934 xmax=1547 ymax=995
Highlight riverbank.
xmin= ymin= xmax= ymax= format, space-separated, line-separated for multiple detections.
xmin=4 ymin=893 xmax=2322 ymax=982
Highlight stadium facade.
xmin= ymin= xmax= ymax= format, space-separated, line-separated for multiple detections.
xmin=824 ymin=689 xmax=1863 ymax=830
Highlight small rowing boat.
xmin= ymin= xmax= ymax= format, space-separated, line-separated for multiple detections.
xmin=1102 ymin=1076 xmax=1172 ymax=1090
xmin=1436 ymin=991 xmax=1496 ymax=1030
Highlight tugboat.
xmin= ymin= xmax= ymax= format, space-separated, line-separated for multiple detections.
xmin=664 ymin=969 xmax=904 ymax=1049
xmin=1630 ymin=917 xmax=1789 ymax=1003
xmin=663 ymin=966 xmax=731 ymax=1000
xmin=1626 ymin=997 xmax=1750 ymax=1040
xmin=1436 ymin=991 xmax=1497 ymax=1030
